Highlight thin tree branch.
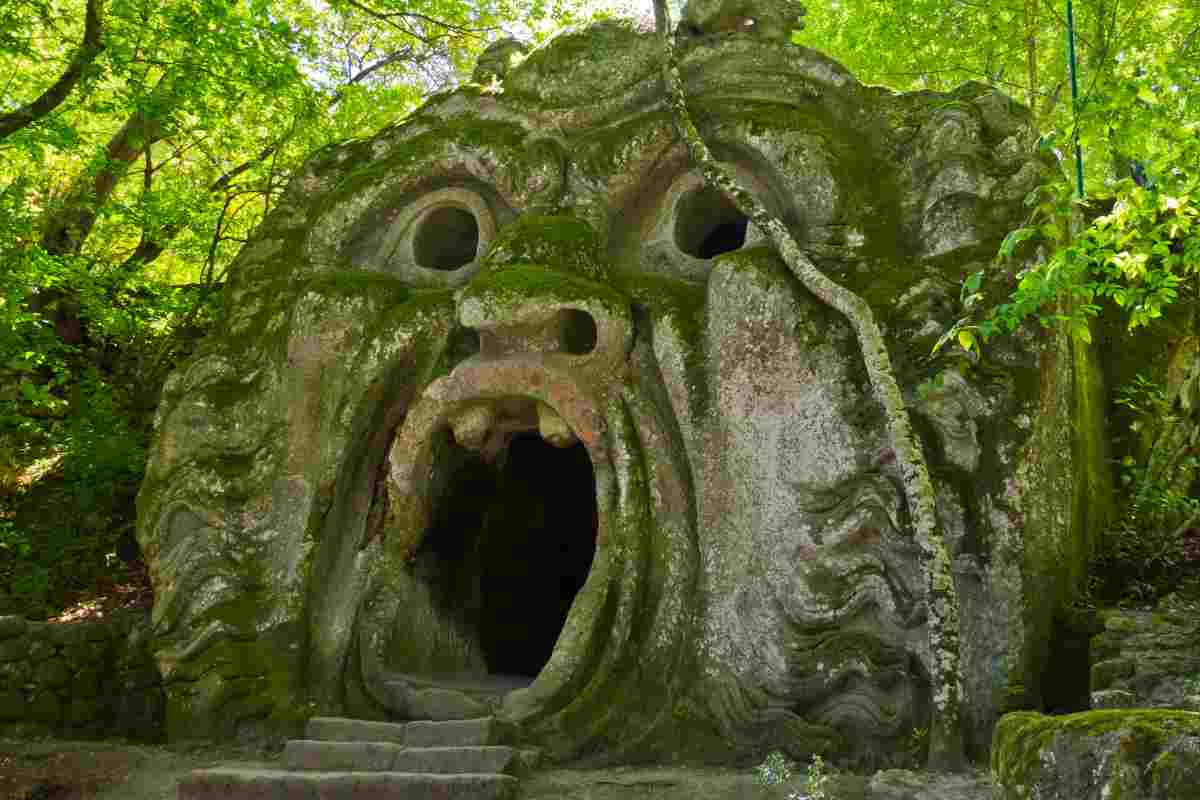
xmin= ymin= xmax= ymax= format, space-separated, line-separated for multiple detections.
xmin=331 ymin=46 xmax=417 ymax=104
xmin=0 ymin=0 xmax=105 ymax=141
xmin=341 ymin=0 xmax=495 ymax=41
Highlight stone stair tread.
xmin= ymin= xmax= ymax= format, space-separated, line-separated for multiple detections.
xmin=305 ymin=715 xmax=508 ymax=746
xmin=178 ymin=768 xmax=519 ymax=800
xmin=305 ymin=716 xmax=410 ymax=743
xmin=380 ymin=671 xmax=534 ymax=694
xmin=284 ymin=740 xmax=518 ymax=773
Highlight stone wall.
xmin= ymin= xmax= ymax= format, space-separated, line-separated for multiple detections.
xmin=1089 ymin=597 xmax=1200 ymax=712
xmin=0 ymin=611 xmax=164 ymax=740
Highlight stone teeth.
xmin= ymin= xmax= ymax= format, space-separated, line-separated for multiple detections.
xmin=450 ymin=404 xmax=494 ymax=451
xmin=537 ymin=401 xmax=577 ymax=448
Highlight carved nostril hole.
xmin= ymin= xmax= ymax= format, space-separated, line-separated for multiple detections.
xmin=560 ymin=309 xmax=597 ymax=355
xmin=414 ymin=205 xmax=479 ymax=271
xmin=674 ymin=186 xmax=749 ymax=258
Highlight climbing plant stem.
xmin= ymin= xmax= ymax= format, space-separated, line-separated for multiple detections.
xmin=651 ymin=0 xmax=966 ymax=772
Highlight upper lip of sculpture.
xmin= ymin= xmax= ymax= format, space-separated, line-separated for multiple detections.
xmin=388 ymin=355 xmax=608 ymax=509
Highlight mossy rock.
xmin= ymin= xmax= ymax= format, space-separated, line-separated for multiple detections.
xmin=992 ymin=709 xmax=1200 ymax=800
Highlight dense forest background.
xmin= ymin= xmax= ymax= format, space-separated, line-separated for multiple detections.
xmin=1 ymin=0 xmax=1197 ymax=620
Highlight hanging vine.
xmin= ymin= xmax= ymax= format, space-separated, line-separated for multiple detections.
xmin=651 ymin=0 xmax=967 ymax=772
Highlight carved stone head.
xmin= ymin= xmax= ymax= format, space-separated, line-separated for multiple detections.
xmin=139 ymin=15 xmax=1077 ymax=769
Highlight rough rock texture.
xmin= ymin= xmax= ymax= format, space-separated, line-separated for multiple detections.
xmin=866 ymin=768 xmax=994 ymax=800
xmin=680 ymin=0 xmax=808 ymax=39
xmin=137 ymin=14 xmax=1104 ymax=770
xmin=991 ymin=709 xmax=1200 ymax=800
xmin=1089 ymin=596 xmax=1200 ymax=713
xmin=0 ymin=612 xmax=163 ymax=740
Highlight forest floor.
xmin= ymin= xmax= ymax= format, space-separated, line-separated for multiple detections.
xmin=0 ymin=736 xmax=999 ymax=800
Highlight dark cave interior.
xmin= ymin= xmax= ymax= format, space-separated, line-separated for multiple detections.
xmin=423 ymin=430 xmax=598 ymax=677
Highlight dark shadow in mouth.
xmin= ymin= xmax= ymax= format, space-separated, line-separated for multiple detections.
xmin=423 ymin=429 xmax=598 ymax=679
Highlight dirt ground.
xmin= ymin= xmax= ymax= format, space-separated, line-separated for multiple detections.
xmin=0 ymin=738 xmax=273 ymax=800
xmin=0 ymin=738 xmax=997 ymax=800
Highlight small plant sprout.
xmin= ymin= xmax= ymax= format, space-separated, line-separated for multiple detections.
xmin=753 ymin=750 xmax=793 ymax=785
xmin=753 ymin=751 xmax=835 ymax=800
xmin=793 ymin=753 xmax=833 ymax=800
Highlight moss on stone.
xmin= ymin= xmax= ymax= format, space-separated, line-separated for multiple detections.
xmin=992 ymin=709 xmax=1200 ymax=799
xmin=320 ymin=115 xmax=528 ymax=209
xmin=483 ymin=214 xmax=608 ymax=280
xmin=306 ymin=270 xmax=411 ymax=304
xmin=614 ymin=272 xmax=709 ymax=421
xmin=461 ymin=262 xmax=628 ymax=318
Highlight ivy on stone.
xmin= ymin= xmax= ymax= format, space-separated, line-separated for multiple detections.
xmin=651 ymin=0 xmax=967 ymax=772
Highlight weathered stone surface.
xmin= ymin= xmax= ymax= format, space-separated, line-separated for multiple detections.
xmin=991 ymin=709 xmax=1200 ymax=800
xmin=0 ymin=616 xmax=27 ymax=640
xmin=0 ymin=637 xmax=28 ymax=663
xmin=0 ymin=689 xmax=25 ymax=719
xmin=285 ymin=740 xmax=518 ymax=774
xmin=1089 ymin=597 xmax=1200 ymax=712
xmin=0 ymin=611 xmax=163 ymax=740
xmin=137 ymin=5 xmax=1095 ymax=773
xmin=1092 ymin=689 xmax=1137 ymax=709
xmin=868 ymin=768 xmax=995 ymax=800
xmin=681 ymin=0 xmax=808 ymax=40
xmin=178 ymin=769 xmax=519 ymax=800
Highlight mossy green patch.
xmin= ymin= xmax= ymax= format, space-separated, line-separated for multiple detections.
xmin=321 ymin=115 xmax=528 ymax=208
xmin=305 ymin=270 xmax=411 ymax=305
xmin=483 ymin=214 xmax=607 ymax=280
xmin=696 ymin=99 xmax=907 ymax=277
xmin=461 ymin=262 xmax=628 ymax=318
xmin=992 ymin=709 xmax=1200 ymax=800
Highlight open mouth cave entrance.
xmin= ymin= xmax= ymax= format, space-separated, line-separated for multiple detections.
xmin=424 ymin=428 xmax=598 ymax=678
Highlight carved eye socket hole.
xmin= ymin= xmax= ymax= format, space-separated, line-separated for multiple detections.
xmin=674 ymin=186 xmax=749 ymax=259
xmin=559 ymin=309 xmax=598 ymax=355
xmin=414 ymin=205 xmax=479 ymax=271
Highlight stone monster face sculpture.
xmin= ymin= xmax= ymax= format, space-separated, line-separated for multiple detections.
xmin=138 ymin=17 xmax=1048 ymax=768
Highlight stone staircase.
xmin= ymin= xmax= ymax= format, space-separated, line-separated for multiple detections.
xmin=178 ymin=715 xmax=533 ymax=800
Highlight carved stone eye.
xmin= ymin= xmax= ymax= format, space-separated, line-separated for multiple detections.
xmin=559 ymin=308 xmax=598 ymax=355
xmin=674 ymin=185 xmax=749 ymax=259
xmin=413 ymin=205 xmax=480 ymax=271
xmin=374 ymin=187 xmax=496 ymax=287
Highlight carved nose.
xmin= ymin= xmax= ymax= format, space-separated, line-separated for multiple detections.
xmin=455 ymin=215 xmax=633 ymax=370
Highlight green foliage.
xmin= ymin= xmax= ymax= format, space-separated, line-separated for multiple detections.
xmin=751 ymin=751 xmax=835 ymax=800
xmin=753 ymin=750 xmax=793 ymax=786
xmin=0 ymin=0 xmax=626 ymax=617
xmin=1082 ymin=373 xmax=1200 ymax=608
xmin=905 ymin=725 xmax=930 ymax=765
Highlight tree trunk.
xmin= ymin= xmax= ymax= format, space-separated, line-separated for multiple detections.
xmin=651 ymin=0 xmax=967 ymax=772
xmin=0 ymin=0 xmax=105 ymax=141
xmin=39 ymin=77 xmax=175 ymax=257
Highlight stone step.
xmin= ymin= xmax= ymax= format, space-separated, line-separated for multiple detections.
xmin=375 ymin=672 xmax=533 ymax=720
xmin=305 ymin=716 xmax=509 ymax=747
xmin=284 ymin=741 xmax=519 ymax=774
xmin=178 ymin=768 xmax=519 ymax=800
